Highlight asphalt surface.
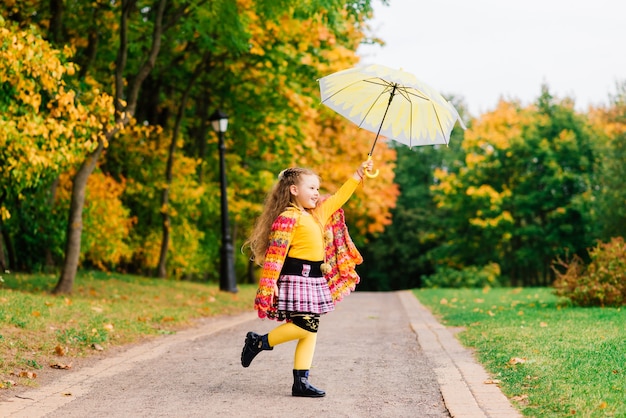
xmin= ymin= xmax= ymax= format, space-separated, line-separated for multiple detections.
xmin=1 ymin=291 xmax=521 ymax=418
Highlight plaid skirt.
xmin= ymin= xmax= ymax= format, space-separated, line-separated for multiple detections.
xmin=276 ymin=257 xmax=334 ymax=317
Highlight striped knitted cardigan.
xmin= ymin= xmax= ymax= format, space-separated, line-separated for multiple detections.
xmin=254 ymin=207 xmax=363 ymax=320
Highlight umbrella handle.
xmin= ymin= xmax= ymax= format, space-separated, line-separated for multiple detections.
xmin=363 ymin=155 xmax=379 ymax=178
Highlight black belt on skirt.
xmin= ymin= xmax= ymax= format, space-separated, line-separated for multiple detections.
xmin=280 ymin=257 xmax=323 ymax=277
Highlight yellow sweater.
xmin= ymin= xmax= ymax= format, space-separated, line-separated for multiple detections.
xmin=287 ymin=177 xmax=360 ymax=261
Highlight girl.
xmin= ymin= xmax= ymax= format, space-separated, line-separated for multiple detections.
xmin=241 ymin=159 xmax=373 ymax=397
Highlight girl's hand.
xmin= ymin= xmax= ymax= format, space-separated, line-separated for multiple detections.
xmin=354 ymin=159 xmax=374 ymax=180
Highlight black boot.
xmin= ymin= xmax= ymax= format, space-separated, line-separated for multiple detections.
xmin=292 ymin=369 xmax=325 ymax=398
xmin=241 ymin=332 xmax=272 ymax=367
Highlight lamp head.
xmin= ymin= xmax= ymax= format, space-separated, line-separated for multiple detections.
xmin=209 ymin=109 xmax=229 ymax=133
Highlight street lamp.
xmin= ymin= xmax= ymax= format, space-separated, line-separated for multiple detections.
xmin=210 ymin=109 xmax=238 ymax=293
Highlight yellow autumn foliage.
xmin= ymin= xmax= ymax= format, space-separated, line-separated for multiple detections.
xmin=0 ymin=22 xmax=114 ymax=218
xmin=55 ymin=171 xmax=135 ymax=270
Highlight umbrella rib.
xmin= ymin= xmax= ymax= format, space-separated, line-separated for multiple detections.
xmin=431 ymin=102 xmax=448 ymax=145
xmin=398 ymin=87 xmax=448 ymax=144
xmin=320 ymin=77 xmax=392 ymax=104
xmin=359 ymin=83 xmax=395 ymax=129
xmin=403 ymin=88 xmax=432 ymax=102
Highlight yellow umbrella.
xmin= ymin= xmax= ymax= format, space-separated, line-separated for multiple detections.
xmin=318 ymin=64 xmax=466 ymax=177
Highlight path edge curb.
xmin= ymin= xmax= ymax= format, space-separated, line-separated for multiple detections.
xmin=398 ymin=290 xmax=522 ymax=418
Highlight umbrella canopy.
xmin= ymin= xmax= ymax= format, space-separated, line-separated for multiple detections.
xmin=318 ymin=64 xmax=466 ymax=155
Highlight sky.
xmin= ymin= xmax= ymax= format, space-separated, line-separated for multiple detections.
xmin=357 ymin=0 xmax=626 ymax=117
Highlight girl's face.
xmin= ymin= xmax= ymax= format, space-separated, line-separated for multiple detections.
xmin=290 ymin=174 xmax=320 ymax=210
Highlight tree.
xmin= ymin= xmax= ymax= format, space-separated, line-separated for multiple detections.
xmin=431 ymin=89 xmax=595 ymax=285
xmin=588 ymin=81 xmax=626 ymax=241
xmin=0 ymin=21 xmax=113 ymax=271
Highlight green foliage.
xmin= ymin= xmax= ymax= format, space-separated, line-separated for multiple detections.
xmin=553 ymin=237 xmax=626 ymax=307
xmin=0 ymin=182 xmax=67 ymax=272
xmin=422 ymin=263 xmax=502 ymax=288
xmin=415 ymin=287 xmax=626 ymax=417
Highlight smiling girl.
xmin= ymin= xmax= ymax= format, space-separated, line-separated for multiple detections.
xmin=241 ymin=159 xmax=373 ymax=397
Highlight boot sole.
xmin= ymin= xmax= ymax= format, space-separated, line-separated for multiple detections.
xmin=292 ymin=392 xmax=326 ymax=398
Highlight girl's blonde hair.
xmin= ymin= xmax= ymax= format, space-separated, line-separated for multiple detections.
xmin=245 ymin=167 xmax=318 ymax=265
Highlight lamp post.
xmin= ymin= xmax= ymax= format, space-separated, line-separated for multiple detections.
xmin=210 ymin=109 xmax=238 ymax=293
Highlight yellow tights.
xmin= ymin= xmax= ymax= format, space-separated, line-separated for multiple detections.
xmin=268 ymin=322 xmax=318 ymax=370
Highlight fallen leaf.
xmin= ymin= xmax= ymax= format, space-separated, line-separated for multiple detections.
xmin=10 ymin=371 xmax=37 ymax=379
xmin=599 ymin=402 xmax=608 ymax=409
xmin=91 ymin=343 xmax=104 ymax=351
xmin=508 ymin=357 xmax=527 ymax=365
xmin=50 ymin=362 xmax=72 ymax=370
xmin=20 ymin=371 xmax=37 ymax=379
xmin=91 ymin=306 xmax=103 ymax=313
xmin=512 ymin=394 xmax=529 ymax=403
xmin=63 ymin=393 xmax=73 ymax=397
xmin=540 ymin=322 xmax=548 ymax=327
xmin=484 ymin=379 xmax=501 ymax=384
xmin=55 ymin=345 xmax=67 ymax=356
xmin=487 ymin=310 xmax=496 ymax=317
xmin=31 ymin=311 xmax=41 ymax=317
xmin=440 ymin=298 xmax=448 ymax=305
xmin=103 ymin=323 xmax=114 ymax=331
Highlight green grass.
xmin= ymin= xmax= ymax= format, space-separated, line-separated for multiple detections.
xmin=414 ymin=287 xmax=625 ymax=418
xmin=0 ymin=270 xmax=257 ymax=389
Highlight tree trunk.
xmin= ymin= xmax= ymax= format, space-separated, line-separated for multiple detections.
xmin=1 ymin=225 xmax=16 ymax=272
xmin=53 ymin=141 xmax=104 ymax=294
xmin=44 ymin=178 xmax=60 ymax=271
xmin=0 ymin=226 xmax=6 ymax=271
xmin=48 ymin=0 xmax=65 ymax=44
xmin=195 ymin=95 xmax=210 ymax=183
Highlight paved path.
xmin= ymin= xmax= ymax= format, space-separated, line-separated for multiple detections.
xmin=1 ymin=291 xmax=520 ymax=418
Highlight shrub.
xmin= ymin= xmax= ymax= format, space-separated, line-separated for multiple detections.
xmin=422 ymin=262 xmax=501 ymax=288
xmin=553 ymin=237 xmax=626 ymax=307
